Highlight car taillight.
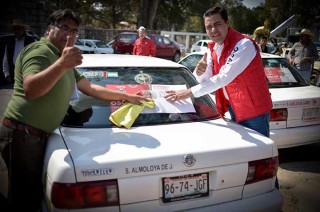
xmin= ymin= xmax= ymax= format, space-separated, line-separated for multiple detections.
xmin=51 ymin=180 xmax=119 ymax=209
xmin=246 ymin=156 xmax=279 ymax=184
xmin=270 ymin=108 xmax=288 ymax=121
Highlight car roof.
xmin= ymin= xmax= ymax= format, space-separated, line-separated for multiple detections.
xmin=79 ymin=39 xmax=100 ymax=42
xmin=120 ymin=32 xmax=137 ymax=34
xmin=260 ymin=52 xmax=283 ymax=58
xmin=78 ymin=54 xmax=186 ymax=68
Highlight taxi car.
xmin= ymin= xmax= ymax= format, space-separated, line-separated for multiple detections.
xmin=41 ymin=54 xmax=282 ymax=211
xmin=178 ymin=51 xmax=320 ymax=149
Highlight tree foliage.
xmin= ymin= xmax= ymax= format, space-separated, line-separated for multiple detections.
xmin=42 ymin=0 xmax=319 ymax=36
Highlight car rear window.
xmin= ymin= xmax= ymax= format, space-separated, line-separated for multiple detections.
xmin=262 ymin=58 xmax=309 ymax=88
xmin=62 ymin=67 xmax=220 ymax=128
xmin=119 ymin=34 xmax=137 ymax=43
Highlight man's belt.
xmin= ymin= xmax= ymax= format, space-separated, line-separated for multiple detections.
xmin=2 ymin=118 xmax=49 ymax=138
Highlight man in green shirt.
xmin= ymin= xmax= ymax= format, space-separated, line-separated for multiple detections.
xmin=0 ymin=9 xmax=146 ymax=211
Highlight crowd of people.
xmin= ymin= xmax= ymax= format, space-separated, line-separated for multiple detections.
xmin=254 ymin=28 xmax=319 ymax=84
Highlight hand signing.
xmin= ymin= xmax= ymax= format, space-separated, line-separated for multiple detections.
xmin=195 ymin=52 xmax=207 ymax=76
xmin=61 ymin=36 xmax=83 ymax=69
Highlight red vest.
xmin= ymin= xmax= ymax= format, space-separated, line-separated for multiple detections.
xmin=209 ymin=28 xmax=272 ymax=122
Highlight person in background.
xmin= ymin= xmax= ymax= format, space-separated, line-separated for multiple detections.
xmin=0 ymin=9 xmax=146 ymax=212
xmin=253 ymin=19 xmax=271 ymax=43
xmin=270 ymin=37 xmax=283 ymax=55
xmin=133 ymin=26 xmax=156 ymax=56
xmin=288 ymin=28 xmax=318 ymax=82
xmin=165 ymin=6 xmax=272 ymax=138
xmin=258 ymin=34 xmax=272 ymax=53
xmin=2 ymin=19 xmax=37 ymax=84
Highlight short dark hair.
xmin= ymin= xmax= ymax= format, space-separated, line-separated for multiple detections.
xmin=46 ymin=9 xmax=81 ymax=27
xmin=203 ymin=6 xmax=228 ymax=22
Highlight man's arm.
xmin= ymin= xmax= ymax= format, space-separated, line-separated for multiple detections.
xmin=191 ymin=38 xmax=256 ymax=98
xmin=77 ymin=77 xmax=147 ymax=105
xmin=133 ymin=40 xmax=137 ymax=55
xmin=150 ymin=41 xmax=156 ymax=57
xmin=23 ymin=36 xmax=82 ymax=100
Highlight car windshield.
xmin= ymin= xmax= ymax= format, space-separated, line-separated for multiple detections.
xmin=263 ymin=57 xmax=309 ymax=88
xmin=75 ymin=40 xmax=84 ymax=46
xmin=62 ymin=67 xmax=220 ymax=128
xmin=179 ymin=54 xmax=203 ymax=72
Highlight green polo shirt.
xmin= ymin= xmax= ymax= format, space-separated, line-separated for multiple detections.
xmin=4 ymin=37 xmax=84 ymax=133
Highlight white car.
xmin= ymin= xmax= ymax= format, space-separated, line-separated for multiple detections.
xmin=178 ymin=51 xmax=320 ymax=149
xmin=79 ymin=39 xmax=114 ymax=54
xmin=190 ymin=40 xmax=211 ymax=52
xmin=41 ymin=54 xmax=282 ymax=211
xmin=74 ymin=39 xmax=94 ymax=54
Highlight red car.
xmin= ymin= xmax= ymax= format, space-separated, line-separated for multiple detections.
xmin=114 ymin=32 xmax=181 ymax=62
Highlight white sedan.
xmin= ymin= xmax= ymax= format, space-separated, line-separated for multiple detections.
xmin=42 ymin=54 xmax=282 ymax=211
xmin=190 ymin=40 xmax=211 ymax=53
xmin=79 ymin=39 xmax=114 ymax=54
xmin=178 ymin=52 xmax=320 ymax=149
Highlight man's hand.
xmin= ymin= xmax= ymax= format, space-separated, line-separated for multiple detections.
xmin=60 ymin=36 xmax=83 ymax=69
xmin=195 ymin=52 xmax=207 ymax=76
xmin=164 ymin=89 xmax=193 ymax=102
xmin=125 ymin=93 xmax=148 ymax=105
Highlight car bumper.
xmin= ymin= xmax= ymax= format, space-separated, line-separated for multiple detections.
xmin=271 ymin=124 xmax=320 ymax=149
xmin=43 ymin=190 xmax=282 ymax=212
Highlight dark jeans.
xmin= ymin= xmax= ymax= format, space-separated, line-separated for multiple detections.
xmin=228 ymin=105 xmax=270 ymax=137
xmin=0 ymin=125 xmax=48 ymax=211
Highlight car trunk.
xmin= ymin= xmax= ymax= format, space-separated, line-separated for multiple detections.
xmin=270 ymin=86 xmax=320 ymax=128
xmin=51 ymin=119 xmax=277 ymax=207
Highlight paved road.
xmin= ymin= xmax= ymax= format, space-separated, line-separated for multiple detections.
xmin=0 ymin=86 xmax=320 ymax=211
xmin=278 ymin=144 xmax=320 ymax=212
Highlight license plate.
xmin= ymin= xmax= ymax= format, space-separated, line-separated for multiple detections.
xmin=162 ymin=172 xmax=209 ymax=203
xmin=302 ymin=107 xmax=320 ymax=121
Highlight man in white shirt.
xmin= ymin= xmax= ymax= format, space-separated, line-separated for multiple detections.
xmin=165 ymin=6 xmax=272 ymax=137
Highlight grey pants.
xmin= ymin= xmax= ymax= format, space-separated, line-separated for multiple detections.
xmin=0 ymin=124 xmax=48 ymax=212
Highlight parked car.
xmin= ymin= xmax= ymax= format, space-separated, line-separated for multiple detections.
xmin=190 ymin=39 xmax=211 ymax=52
xmin=79 ymin=39 xmax=114 ymax=54
xmin=177 ymin=51 xmax=205 ymax=73
xmin=113 ymin=32 xmax=181 ymax=62
xmin=41 ymin=54 xmax=282 ymax=211
xmin=74 ymin=39 xmax=94 ymax=54
xmin=178 ymin=51 xmax=320 ymax=148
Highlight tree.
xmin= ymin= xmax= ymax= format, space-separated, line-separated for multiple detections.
xmin=137 ymin=0 xmax=161 ymax=29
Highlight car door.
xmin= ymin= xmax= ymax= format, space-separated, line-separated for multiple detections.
xmin=162 ymin=37 xmax=175 ymax=57
xmin=152 ymin=35 xmax=166 ymax=57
